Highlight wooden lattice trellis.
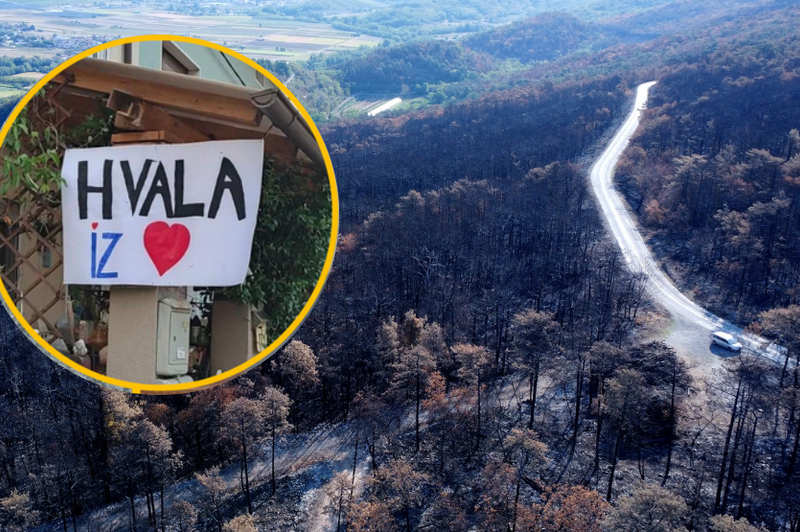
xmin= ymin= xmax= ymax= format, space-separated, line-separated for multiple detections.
xmin=0 ymin=80 xmax=81 ymax=341
xmin=0 ymin=187 xmax=65 ymax=339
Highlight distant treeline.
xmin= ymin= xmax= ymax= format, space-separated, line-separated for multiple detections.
xmin=463 ymin=11 xmax=610 ymax=63
xmin=284 ymin=2 xmax=800 ymax=121
xmin=324 ymin=40 xmax=489 ymax=96
xmin=0 ymin=56 xmax=59 ymax=78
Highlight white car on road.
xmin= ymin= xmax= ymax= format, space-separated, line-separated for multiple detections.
xmin=712 ymin=331 xmax=743 ymax=352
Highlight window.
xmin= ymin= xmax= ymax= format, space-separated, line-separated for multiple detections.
xmin=92 ymin=44 xmax=132 ymax=64
xmin=123 ymin=43 xmax=133 ymax=64
xmin=162 ymin=48 xmax=188 ymax=74
xmin=161 ymin=42 xmax=199 ymax=76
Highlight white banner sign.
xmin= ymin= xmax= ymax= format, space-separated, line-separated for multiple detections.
xmin=61 ymin=139 xmax=264 ymax=286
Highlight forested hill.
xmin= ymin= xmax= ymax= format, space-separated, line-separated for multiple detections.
xmin=324 ymin=40 xmax=490 ymax=96
xmin=293 ymin=0 xmax=791 ymax=120
xmin=463 ymin=12 xmax=609 ymax=63
xmin=603 ymin=0 xmax=785 ymax=36
xmin=314 ymin=10 xmax=618 ymax=101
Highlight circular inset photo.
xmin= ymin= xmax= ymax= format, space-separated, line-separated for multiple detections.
xmin=0 ymin=36 xmax=338 ymax=393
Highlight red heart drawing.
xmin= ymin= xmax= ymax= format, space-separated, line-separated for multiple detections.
xmin=91 ymin=222 xmax=98 ymax=230
xmin=143 ymin=222 xmax=191 ymax=276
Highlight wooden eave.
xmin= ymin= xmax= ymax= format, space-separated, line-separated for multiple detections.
xmin=49 ymin=58 xmax=322 ymax=169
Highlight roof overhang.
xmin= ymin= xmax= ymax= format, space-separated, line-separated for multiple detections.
xmin=49 ymin=58 xmax=324 ymax=171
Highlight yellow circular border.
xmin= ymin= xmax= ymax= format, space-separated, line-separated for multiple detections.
xmin=0 ymin=35 xmax=339 ymax=394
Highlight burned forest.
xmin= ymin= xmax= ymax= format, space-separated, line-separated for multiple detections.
xmin=2 ymin=2 xmax=800 ymax=532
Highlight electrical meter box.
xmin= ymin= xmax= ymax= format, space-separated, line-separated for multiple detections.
xmin=156 ymin=298 xmax=191 ymax=377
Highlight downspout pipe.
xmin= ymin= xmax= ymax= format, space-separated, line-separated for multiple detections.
xmin=250 ymin=88 xmax=325 ymax=172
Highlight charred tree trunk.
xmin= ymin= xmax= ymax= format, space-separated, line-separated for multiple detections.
xmin=606 ymin=426 xmax=625 ymax=501
xmin=716 ymin=371 xmax=744 ymax=510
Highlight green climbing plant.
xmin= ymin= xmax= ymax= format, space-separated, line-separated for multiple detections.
xmin=1 ymin=115 xmax=62 ymax=196
xmin=0 ymin=97 xmax=113 ymax=198
xmin=220 ymin=158 xmax=333 ymax=338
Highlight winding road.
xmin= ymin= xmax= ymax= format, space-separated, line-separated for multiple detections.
xmin=589 ymin=81 xmax=786 ymax=363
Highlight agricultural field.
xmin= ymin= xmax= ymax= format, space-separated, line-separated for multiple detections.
xmin=0 ymin=3 xmax=381 ymax=62
xmin=0 ymin=46 xmax=60 ymax=58
xmin=0 ymin=84 xmax=23 ymax=98
xmin=10 ymin=71 xmax=44 ymax=80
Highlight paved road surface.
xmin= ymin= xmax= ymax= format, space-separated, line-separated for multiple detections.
xmin=589 ymin=81 xmax=786 ymax=363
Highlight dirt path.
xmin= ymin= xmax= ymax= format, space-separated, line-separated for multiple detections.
xmin=45 ymin=408 xmax=420 ymax=532
xmin=38 ymin=422 xmax=360 ymax=532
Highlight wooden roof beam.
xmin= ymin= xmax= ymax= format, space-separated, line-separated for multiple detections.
xmin=53 ymin=58 xmax=262 ymax=126
xmin=107 ymin=89 xmax=209 ymax=144
xmin=111 ymin=130 xmax=170 ymax=145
